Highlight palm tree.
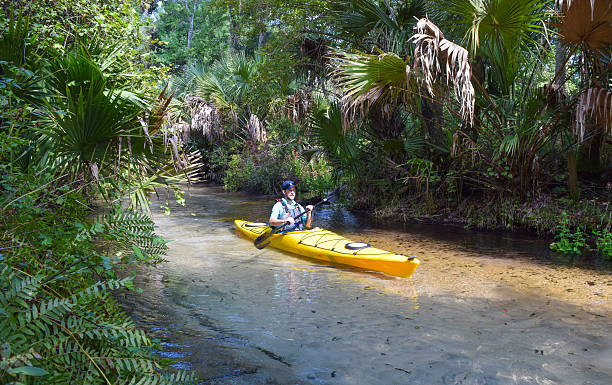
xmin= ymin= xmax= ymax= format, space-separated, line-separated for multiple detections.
xmin=429 ymin=0 xmax=549 ymax=96
xmin=331 ymin=3 xmax=586 ymax=200
xmin=333 ymin=17 xmax=476 ymax=144
xmin=555 ymin=0 xmax=612 ymax=199
xmin=188 ymin=52 xmax=267 ymax=143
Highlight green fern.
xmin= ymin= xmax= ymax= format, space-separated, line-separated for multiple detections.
xmin=98 ymin=211 xmax=169 ymax=264
xmin=0 ymin=266 xmax=194 ymax=384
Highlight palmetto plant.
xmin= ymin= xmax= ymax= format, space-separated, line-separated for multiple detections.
xmin=1 ymin=6 xmax=198 ymax=385
xmin=0 ymin=7 xmax=200 ymax=212
xmin=184 ymin=52 xmax=268 ymax=143
xmin=0 ymin=7 xmax=33 ymax=69
xmin=308 ymin=98 xmax=363 ymax=179
xmin=32 ymin=49 xmax=201 ymax=212
xmin=331 ymin=7 xmax=587 ymax=200
xmin=332 ymin=0 xmax=400 ymax=38
xmin=333 ymin=49 xmax=412 ymax=111
xmin=429 ymin=0 xmax=550 ymax=96
xmin=194 ymin=52 xmax=259 ymax=116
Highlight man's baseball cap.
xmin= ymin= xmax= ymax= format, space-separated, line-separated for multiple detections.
xmin=282 ymin=180 xmax=296 ymax=190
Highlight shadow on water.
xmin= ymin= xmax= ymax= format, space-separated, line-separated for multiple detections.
xmin=119 ymin=184 xmax=612 ymax=384
xmin=363 ymin=216 xmax=612 ymax=272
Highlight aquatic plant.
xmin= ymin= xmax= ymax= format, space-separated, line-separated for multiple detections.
xmin=594 ymin=230 xmax=612 ymax=258
xmin=550 ymin=212 xmax=587 ymax=255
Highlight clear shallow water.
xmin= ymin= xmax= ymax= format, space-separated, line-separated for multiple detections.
xmin=120 ymin=185 xmax=612 ymax=384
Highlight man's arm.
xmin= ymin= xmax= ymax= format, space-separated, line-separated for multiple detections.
xmin=269 ymin=202 xmax=294 ymax=227
xmin=304 ymin=205 xmax=313 ymax=229
xmin=269 ymin=216 xmax=294 ymax=226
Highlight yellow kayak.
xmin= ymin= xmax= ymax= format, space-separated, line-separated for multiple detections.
xmin=234 ymin=220 xmax=420 ymax=278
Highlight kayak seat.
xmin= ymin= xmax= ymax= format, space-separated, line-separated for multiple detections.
xmin=245 ymin=222 xmax=268 ymax=227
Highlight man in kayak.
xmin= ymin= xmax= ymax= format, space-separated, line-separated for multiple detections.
xmin=269 ymin=180 xmax=314 ymax=232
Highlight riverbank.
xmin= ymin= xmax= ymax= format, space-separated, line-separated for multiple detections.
xmin=0 ymin=176 xmax=190 ymax=384
xmin=355 ymin=191 xmax=612 ymax=260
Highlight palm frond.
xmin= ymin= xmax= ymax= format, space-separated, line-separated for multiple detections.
xmin=308 ymin=98 xmax=363 ymax=177
xmin=333 ymin=49 xmax=411 ymax=111
xmin=42 ymin=86 xmax=141 ymax=178
xmin=556 ymin=0 xmax=612 ymax=53
xmin=0 ymin=7 xmax=33 ymax=68
xmin=195 ymin=70 xmax=238 ymax=112
xmin=412 ymin=18 xmax=475 ymax=125
xmin=431 ymin=0 xmax=550 ymax=93
xmin=403 ymin=127 xmax=426 ymax=158
xmin=432 ymin=0 xmax=548 ymax=53
xmin=330 ymin=0 xmax=400 ymax=38
xmin=47 ymin=51 xmax=107 ymax=101
xmin=576 ymin=87 xmax=612 ymax=140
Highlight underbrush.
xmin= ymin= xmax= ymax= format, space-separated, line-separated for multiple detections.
xmin=371 ymin=192 xmax=612 ymax=259
xmin=202 ymin=142 xmax=335 ymax=197
xmin=0 ymin=171 xmax=194 ymax=384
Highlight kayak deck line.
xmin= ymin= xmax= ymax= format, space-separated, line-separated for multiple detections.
xmin=234 ymin=220 xmax=420 ymax=278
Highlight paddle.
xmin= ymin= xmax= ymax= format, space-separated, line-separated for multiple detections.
xmin=254 ymin=186 xmax=342 ymax=249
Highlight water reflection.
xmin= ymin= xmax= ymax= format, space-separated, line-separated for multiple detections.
xmin=120 ymin=184 xmax=612 ymax=385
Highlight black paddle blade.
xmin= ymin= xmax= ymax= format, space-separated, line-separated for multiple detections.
xmin=254 ymin=223 xmax=286 ymax=249
xmin=254 ymin=237 xmax=272 ymax=250
xmin=254 ymin=227 xmax=273 ymax=249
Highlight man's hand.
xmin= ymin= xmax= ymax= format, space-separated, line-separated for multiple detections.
xmin=305 ymin=205 xmax=314 ymax=212
xmin=285 ymin=217 xmax=295 ymax=225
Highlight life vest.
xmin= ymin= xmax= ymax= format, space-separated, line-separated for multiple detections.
xmin=278 ymin=198 xmax=304 ymax=232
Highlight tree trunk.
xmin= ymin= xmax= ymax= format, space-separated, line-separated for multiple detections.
xmin=229 ymin=9 xmax=238 ymax=53
xmin=228 ymin=0 xmax=242 ymax=53
xmin=581 ymin=129 xmax=603 ymax=172
xmin=568 ymin=151 xmax=580 ymax=201
xmin=187 ymin=0 xmax=197 ymax=49
xmin=553 ymin=41 xmax=582 ymax=200
xmin=554 ymin=41 xmax=566 ymax=92
xmin=368 ymin=104 xmax=403 ymax=141
xmin=469 ymin=56 xmax=485 ymax=142
xmin=421 ymin=97 xmax=445 ymax=158
xmin=257 ymin=27 xmax=266 ymax=51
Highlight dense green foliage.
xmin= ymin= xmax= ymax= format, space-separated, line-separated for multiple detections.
xmin=149 ymin=0 xmax=611 ymax=257
xmin=1 ymin=1 xmax=198 ymax=383
xmin=1 ymin=2 xmax=610 ymax=381
xmin=0 ymin=188 xmax=193 ymax=383
xmin=150 ymin=0 xmax=230 ymax=69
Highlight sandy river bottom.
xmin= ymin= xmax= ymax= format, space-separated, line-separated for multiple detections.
xmin=120 ymin=185 xmax=612 ymax=384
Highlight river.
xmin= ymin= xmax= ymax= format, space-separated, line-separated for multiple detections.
xmin=121 ymin=185 xmax=612 ymax=385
